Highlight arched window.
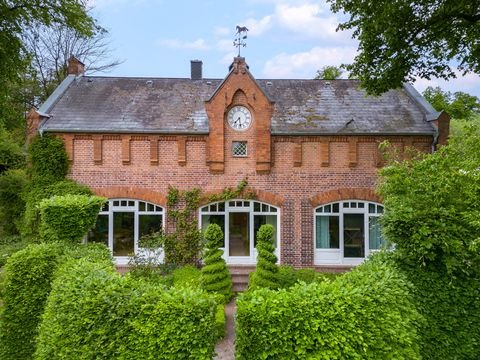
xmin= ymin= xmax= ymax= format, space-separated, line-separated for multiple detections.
xmin=314 ymin=200 xmax=385 ymax=265
xmin=88 ymin=199 xmax=164 ymax=264
xmin=200 ymin=200 xmax=280 ymax=264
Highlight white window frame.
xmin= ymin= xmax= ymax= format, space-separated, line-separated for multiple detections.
xmin=199 ymin=200 xmax=280 ymax=265
xmin=90 ymin=199 xmax=165 ymax=265
xmin=313 ymin=200 xmax=384 ymax=265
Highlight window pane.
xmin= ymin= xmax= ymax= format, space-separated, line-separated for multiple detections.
xmin=254 ymin=215 xmax=277 ymax=248
xmin=201 ymin=206 xmax=208 ymax=212
xmin=121 ymin=200 xmax=127 ymax=207
xmin=147 ymin=203 xmax=154 ymax=212
xmin=218 ymin=202 xmax=225 ymax=212
xmin=101 ymin=202 xmax=109 ymax=212
xmin=88 ymin=214 xmax=108 ymax=247
xmin=270 ymin=206 xmax=277 ymax=213
xmin=113 ymin=200 xmax=119 ymax=206
xmin=229 ymin=212 xmax=249 ymax=256
xmin=369 ymin=216 xmax=385 ymax=249
xmin=128 ymin=201 xmax=135 ymax=207
xmin=254 ymin=202 xmax=261 ymax=212
xmin=344 ymin=202 xmax=350 ymax=208
xmin=139 ymin=215 xmax=162 ymax=239
xmin=262 ymin=204 xmax=268 ymax=212
xmin=369 ymin=203 xmax=376 ymax=213
xmin=139 ymin=201 xmax=146 ymax=211
xmin=316 ymin=208 xmax=323 ymax=213
xmin=358 ymin=202 xmax=364 ymax=208
xmin=210 ymin=204 xmax=217 ymax=212
xmin=344 ymin=214 xmax=365 ymax=258
xmin=201 ymin=214 xmax=225 ymax=247
xmin=377 ymin=206 xmax=384 ymax=214
xmin=332 ymin=203 xmax=339 ymax=213
xmin=315 ymin=216 xmax=339 ymax=249
xmin=113 ymin=212 xmax=134 ymax=256
xmin=324 ymin=205 xmax=331 ymax=213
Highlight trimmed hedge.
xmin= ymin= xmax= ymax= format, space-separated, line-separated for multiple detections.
xmin=0 ymin=243 xmax=113 ymax=360
xmin=39 ymin=194 xmax=105 ymax=243
xmin=236 ymin=254 xmax=421 ymax=359
xmin=35 ymin=259 xmax=218 ymax=360
xmin=248 ymin=224 xmax=280 ymax=290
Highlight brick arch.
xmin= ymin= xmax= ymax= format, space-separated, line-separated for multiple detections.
xmin=92 ymin=187 xmax=167 ymax=207
xmin=201 ymin=188 xmax=284 ymax=208
xmin=310 ymin=188 xmax=381 ymax=208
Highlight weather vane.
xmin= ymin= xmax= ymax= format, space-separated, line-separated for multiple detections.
xmin=234 ymin=25 xmax=249 ymax=57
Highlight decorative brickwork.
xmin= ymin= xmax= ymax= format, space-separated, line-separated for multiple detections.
xmin=300 ymin=198 xmax=314 ymax=267
xmin=92 ymin=187 xmax=167 ymax=206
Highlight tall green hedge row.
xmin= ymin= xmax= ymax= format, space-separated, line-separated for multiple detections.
xmin=236 ymin=254 xmax=421 ymax=359
xmin=0 ymin=243 xmax=112 ymax=360
xmin=39 ymin=194 xmax=105 ymax=243
xmin=35 ymin=259 xmax=218 ymax=360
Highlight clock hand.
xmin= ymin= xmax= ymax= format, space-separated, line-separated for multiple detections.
xmin=235 ymin=117 xmax=241 ymax=125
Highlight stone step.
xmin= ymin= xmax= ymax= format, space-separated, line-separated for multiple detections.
xmin=229 ymin=265 xmax=255 ymax=293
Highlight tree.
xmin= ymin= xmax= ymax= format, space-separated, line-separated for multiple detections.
xmin=315 ymin=65 xmax=343 ymax=80
xmin=23 ymin=23 xmax=121 ymax=106
xmin=423 ymin=86 xmax=480 ymax=120
xmin=248 ymin=224 xmax=280 ymax=290
xmin=328 ymin=0 xmax=480 ymax=94
xmin=0 ymin=0 xmax=96 ymax=128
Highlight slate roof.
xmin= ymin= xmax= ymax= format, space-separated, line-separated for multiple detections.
xmin=39 ymin=74 xmax=438 ymax=135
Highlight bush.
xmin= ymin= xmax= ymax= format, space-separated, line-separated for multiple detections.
xmin=215 ymin=304 xmax=226 ymax=340
xmin=21 ymin=179 xmax=92 ymax=239
xmin=276 ymin=265 xmax=298 ymax=288
xmin=0 ymin=169 xmax=27 ymax=235
xmin=172 ymin=265 xmax=201 ymax=289
xmin=0 ymin=235 xmax=29 ymax=267
xmin=35 ymin=259 xmax=217 ymax=360
xmin=248 ymin=224 xmax=280 ymax=290
xmin=28 ymin=134 xmax=68 ymax=182
xmin=39 ymin=194 xmax=105 ymax=243
xmin=200 ymin=223 xmax=233 ymax=303
xmin=0 ymin=126 xmax=25 ymax=173
xmin=236 ymin=254 xmax=421 ymax=359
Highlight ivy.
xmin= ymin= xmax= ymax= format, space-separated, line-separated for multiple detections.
xmin=207 ymin=178 xmax=256 ymax=202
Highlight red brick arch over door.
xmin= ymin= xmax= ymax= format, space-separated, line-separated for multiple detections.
xmin=92 ymin=187 xmax=167 ymax=207
xmin=310 ymin=188 xmax=381 ymax=208
xmin=201 ymin=188 xmax=284 ymax=208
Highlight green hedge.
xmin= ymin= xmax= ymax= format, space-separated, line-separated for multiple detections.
xmin=236 ymin=254 xmax=421 ymax=359
xmin=35 ymin=259 xmax=218 ymax=360
xmin=0 ymin=169 xmax=27 ymax=235
xmin=0 ymin=243 xmax=112 ymax=360
xmin=28 ymin=134 xmax=68 ymax=183
xmin=39 ymin=194 xmax=105 ymax=243
xmin=0 ymin=235 xmax=29 ymax=267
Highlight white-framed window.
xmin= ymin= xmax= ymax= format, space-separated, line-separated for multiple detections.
xmin=314 ymin=200 xmax=385 ymax=265
xmin=87 ymin=199 xmax=164 ymax=264
xmin=232 ymin=141 xmax=247 ymax=157
xmin=200 ymin=200 xmax=279 ymax=264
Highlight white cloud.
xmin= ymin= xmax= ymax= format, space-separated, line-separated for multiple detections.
xmin=413 ymin=71 xmax=480 ymax=95
xmin=216 ymin=39 xmax=234 ymax=52
xmin=159 ymin=38 xmax=209 ymax=50
xmin=263 ymin=46 xmax=357 ymax=78
xmin=243 ymin=15 xmax=273 ymax=36
xmin=214 ymin=26 xmax=231 ymax=37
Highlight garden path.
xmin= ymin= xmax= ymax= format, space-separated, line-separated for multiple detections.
xmin=214 ymin=299 xmax=236 ymax=360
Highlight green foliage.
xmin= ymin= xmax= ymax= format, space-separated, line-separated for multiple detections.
xmin=328 ymin=0 xmax=480 ymax=95
xmin=39 ymin=194 xmax=105 ymax=243
xmin=35 ymin=259 xmax=217 ymax=360
xmin=0 ymin=243 xmax=64 ymax=360
xmin=0 ymin=235 xmax=29 ymax=268
xmin=165 ymin=187 xmax=203 ymax=266
xmin=236 ymin=254 xmax=421 ymax=359
xmin=128 ymin=230 xmax=166 ymax=279
xmin=21 ymin=179 xmax=92 ymax=238
xmin=215 ymin=304 xmax=226 ymax=340
xmin=28 ymin=134 xmax=68 ymax=183
xmin=314 ymin=65 xmax=344 ymax=80
xmin=276 ymin=265 xmax=340 ymax=289
xmin=200 ymin=224 xmax=233 ymax=303
xmin=172 ymin=265 xmax=201 ymax=289
xmin=423 ymin=86 xmax=480 ymax=120
xmin=0 ymin=169 xmax=27 ymax=235
xmin=378 ymin=127 xmax=480 ymax=274
xmin=248 ymin=224 xmax=280 ymax=290
xmin=0 ymin=126 xmax=25 ymax=174
xmin=207 ymin=178 xmax=256 ymax=202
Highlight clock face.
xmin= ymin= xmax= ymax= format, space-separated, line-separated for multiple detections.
xmin=227 ymin=106 xmax=252 ymax=131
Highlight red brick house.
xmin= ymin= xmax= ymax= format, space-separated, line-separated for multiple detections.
xmin=28 ymin=56 xmax=449 ymax=269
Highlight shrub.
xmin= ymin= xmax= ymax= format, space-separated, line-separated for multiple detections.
xmin=215 ymin=304 xmax=226 ymax=340
xmin=172 ymin=264 xmax=201 ymax=289
xmin=0 ymin=235 xmax=29 ymax=267
xmin=21 ymin=179 xmax=92 ymax=239
xmin=128 ymin=230 xmax=166 ymax=279
xmin=0 ymin=243 xmax=113 ymax=360
xmin=35 ymin=259 xmax=217 ymax=360
xmin=39 ymin=194 xmax=105 ymax=243
xmin=0 ymin=126 xmax=25 ymax=173
xmin=28 ymin=134 xmax=68 ymax=182
xmin=276 ymin=265 xmax=297 ymax=288
xmin=236 ymin=254 xmax=421 ymax=359
xmin=200 ymin=223 xmax=233 ymax=303
xmin=248 ymin=224 xmax=280 ymax=290
xmin=0 ymin=169 xmax=27 ymax=235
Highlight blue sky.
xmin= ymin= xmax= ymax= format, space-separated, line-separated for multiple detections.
xmin=89 ymin=0 xmax=480 ymax=97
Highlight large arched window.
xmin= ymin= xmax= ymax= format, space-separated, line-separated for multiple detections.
xmin=200 ymin=200 xmax=280 ymax=264
xmin=314 ymin=200 xmax=385 ymax=265
xmin=88 ymin=199 xmax=164 ymax=264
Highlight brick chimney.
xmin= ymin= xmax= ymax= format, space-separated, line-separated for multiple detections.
xmin=67 ymin=55 xmax=85 ymax=76
xmin=191 ymin=60 xmax=202 ymax=80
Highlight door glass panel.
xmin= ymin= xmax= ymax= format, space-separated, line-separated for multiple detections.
xmin=344 ymin=213 xmax=364 ymax=258
xmin=139 ymin=215 xmax=162 ymax=238
xmin=88 ymin=214 xmax=108 ymax=246
xmin=113 ymin=212 xmax=134 ymax=256
xmin=315 ymin=216 xmax=339 ymax=249
xmin=254 ymin=215 xmax=277 ymax=248
xmin=229 ymin=212 xmax=249 ymax=256
xmin=201 ymin=214 xmax=225 ymax=247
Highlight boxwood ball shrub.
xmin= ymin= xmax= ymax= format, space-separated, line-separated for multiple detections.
xmin=248 ymin=224 xmax=280 ymax=290
xmin=236 ymin=254 xmax=421 ymax=359
xmin=35 ymin=258 xmax=218 ymax=360
xmin=39 ymin=194 xmax=105 ymax=243
xmin=0 ymin=243 xmax=113 ymax=360
xmin=200 ymin=223 xmax=233 ymax=302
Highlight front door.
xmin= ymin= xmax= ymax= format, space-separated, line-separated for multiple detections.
xmin=229 ymin=212 xmax=250 ymax=257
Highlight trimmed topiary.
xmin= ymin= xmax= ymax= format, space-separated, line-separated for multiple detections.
xmin=248 ymin=224 xmax=280 ymax=290
xmin=200 ymin=223 xmax=233 ymax=303
xmin=39 ymin=194 xmax=105 ymax=243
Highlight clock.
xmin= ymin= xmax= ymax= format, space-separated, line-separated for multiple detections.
xmin=227 ymin=106 xmax=252 ymax=131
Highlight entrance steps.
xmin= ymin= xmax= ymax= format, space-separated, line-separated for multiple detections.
xmin=229 ymin=265 xmax=255 ymax=292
